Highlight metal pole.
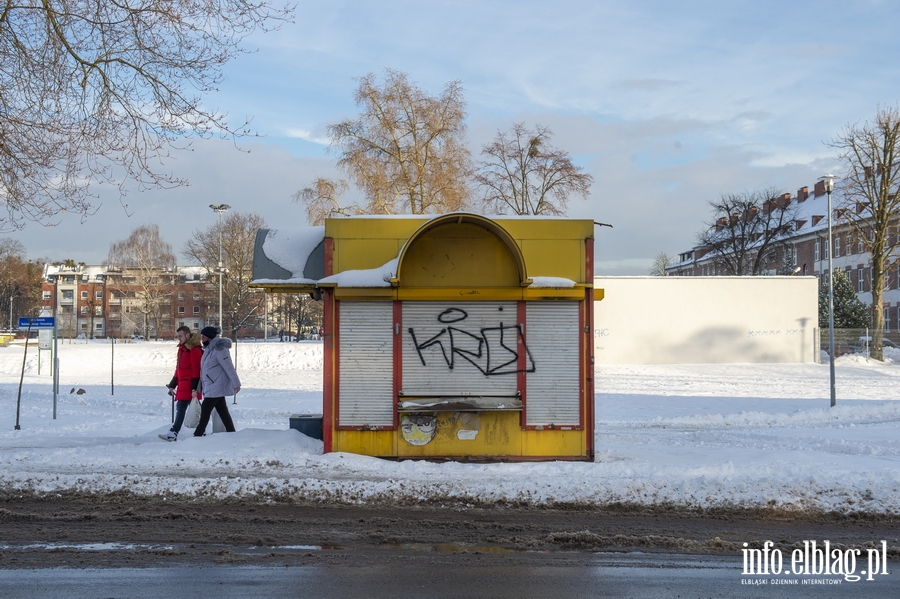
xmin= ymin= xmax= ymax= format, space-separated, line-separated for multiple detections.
xmin=218 ymin=217 xmax=223 ymax=329
xmin=110 ymin=337 xmax=115 ymax=396
xmin=825 ymin=179 xmax=836 ymax=407
xmin=53 ymin=317 xmax=58 ymax=419
xmin=209 ymin=204 xmax=230 ymax=332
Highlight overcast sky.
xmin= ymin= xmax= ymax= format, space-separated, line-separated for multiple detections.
xmin=10 ymin=0 xmax=900 ymax=275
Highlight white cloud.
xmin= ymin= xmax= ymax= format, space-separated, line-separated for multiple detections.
xmin=284 ymin=128 xmax=330 ymax=145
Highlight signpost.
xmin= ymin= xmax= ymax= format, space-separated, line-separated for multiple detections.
xmin=18 ymin=317 xmax=55 ymax=329
xmin=17 ymin=317 xmax=59 ymax=422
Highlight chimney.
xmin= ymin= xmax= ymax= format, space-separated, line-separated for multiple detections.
xmin=814 ymin=180 xmax=826 ymax=197
xmin=797 ymin=186 xmax=808 ymax=202
xmin=778 ymin=193 xmax=791 ymax=208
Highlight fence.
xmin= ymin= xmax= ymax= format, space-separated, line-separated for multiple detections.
xmin=821 ymin=328 xmax=899 ymax=357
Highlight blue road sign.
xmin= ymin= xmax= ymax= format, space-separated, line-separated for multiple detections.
xmin=18 ymin=317 xmax=55 ymax=329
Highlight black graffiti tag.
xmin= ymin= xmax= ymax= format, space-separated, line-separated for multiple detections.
xmin=408 ymin=308 xmax=535 ymax=376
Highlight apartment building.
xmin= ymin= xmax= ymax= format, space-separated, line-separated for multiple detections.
xmin=668 ymin=179 xmax=900 ymax=333
xmin=41 ymin=263 xmax=218 ymax=339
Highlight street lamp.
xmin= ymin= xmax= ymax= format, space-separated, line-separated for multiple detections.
xmin=820 ymin=174 xmax=836 ymax=407
xmin=209 ymin=204 xmax=231 ymax=330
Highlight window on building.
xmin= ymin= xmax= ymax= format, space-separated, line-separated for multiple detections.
xmin=193 ymin=306 xmax=200 ymax=314
xmin=81 ymin=291 xmax=88 ymax=300
xmin=193 ymin=292 xmax=200 ymax=301
xmin=60 ymin=305 xmax=73 ymax=314
xmin=834 ymin=236 xmax=841 ymax=257
xmin=178 ymin=306 xmax=185 ymax=314
xmin=81 ymin=323 xmax=87 ymax=331
xmin=42 ymin=291 xmax=51 ymax=300
xmin=96 ymin=290 xmax=103 ymax=300
xmin=95 ymin=306 xmax=102 ymax=315
xmin=802 ymin=264 xmax=808 ymax=276
xmin=846 ymin=234 xmax=853 ymax=255
xmin=80 ymin=306 xmax=88 ymax=314
xmin=62 ymin=290 xmax=74 ymax=300
xmin=859 ymin=269 xmax=865 ymax=293
xmin=193 ymin=322 xmax=199 ymax=329
xmin=178 ymin=292 xmax=185 ymax=300
xmin=814 ymin=241 xmax=820 ymax=262
xmin=858 ymin=235 xmax=864 ymax=254
xmin=824 ymin=239 xmax=829 ymax=260
xmin=885 ymin=308 xmax=891 ymax=333
xmin=96 ymin=323 xmax=103 ymax=331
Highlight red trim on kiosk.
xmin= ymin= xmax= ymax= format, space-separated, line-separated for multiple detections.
xmin=584 ymin=237 xmax=595 ymax=459
xmin=393 ymin=300 xmax=403 ymax=429
xmin=517 ymin=300 xmax=527 ymax=428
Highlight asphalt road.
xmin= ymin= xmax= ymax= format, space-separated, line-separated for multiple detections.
xmin=0 ymin=494 xmax=897 ymax=597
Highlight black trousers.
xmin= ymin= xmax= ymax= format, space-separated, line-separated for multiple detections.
xmin=194 ymin=396 xmax=236 ymax=436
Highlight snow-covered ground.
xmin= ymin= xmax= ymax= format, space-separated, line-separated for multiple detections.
xmin=1 ymin=340 xmax=898 ymax=514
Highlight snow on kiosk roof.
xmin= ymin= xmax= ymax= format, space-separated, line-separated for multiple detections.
xmin=251 ymin=213 xmax=601 ymax=461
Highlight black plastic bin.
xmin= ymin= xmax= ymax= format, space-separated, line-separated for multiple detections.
xmin=289 ymin=413 xmax=323 ymax=440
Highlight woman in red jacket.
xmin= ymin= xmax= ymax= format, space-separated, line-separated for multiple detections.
xmin=159 ymin=326 xmax=203 ymax=441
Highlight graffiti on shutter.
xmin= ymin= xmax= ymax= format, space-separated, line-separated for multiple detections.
xmin=402 ymin=302 xmax=529 ymax=396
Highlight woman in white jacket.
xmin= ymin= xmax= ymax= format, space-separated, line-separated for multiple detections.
xmin=193 ymin=326 xmax=240 ymax=436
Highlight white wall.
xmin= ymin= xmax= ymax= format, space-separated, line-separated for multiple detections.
xmin=593 ymin=276 xmax=819 ymax=364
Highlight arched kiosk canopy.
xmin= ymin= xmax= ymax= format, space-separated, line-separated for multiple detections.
xmin=393 ymin=213 xmax=531 ymax=288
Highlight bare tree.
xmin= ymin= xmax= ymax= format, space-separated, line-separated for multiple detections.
xmin=0 ymin=238 xmax=43 ymax=328
xmin=475 ymin=123 xmax=592 ymax=215
xmin=292 ymin=177 xmax=356 ymax=225
xmin=649 ymin=252 xmax=675 ymax=276
xmin=0 ymin=1 xmax=293 ymax=230
xmin=183 ymin=212 xmax=267 ymax=339
xmin=697 ymin=188 xmax=796 ymax=276
xmin=830 ymin=105 xmax=900 ymax=360
xmin=322 ymin=69 xmax=472 ymax=216
xmin=107 ymin=225 xmax=176 ymax=339
xmin=273 ymin=293 xmax=323 ymax=339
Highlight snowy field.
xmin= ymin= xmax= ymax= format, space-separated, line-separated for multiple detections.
xmin=1 ymin=339 xmax=898 ymax=515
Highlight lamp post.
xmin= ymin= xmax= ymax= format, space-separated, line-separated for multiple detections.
xmin=820 ymin=174 xmax=836 ymax=407
xmin=209 ymin=204 xmax=231 ymax=331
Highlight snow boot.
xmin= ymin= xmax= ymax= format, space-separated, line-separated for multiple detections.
xmin=158 ymin=430 xmax=177 ymax=442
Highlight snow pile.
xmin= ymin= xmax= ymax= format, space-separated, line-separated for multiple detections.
xmin=1 ymin=340 xmax=899 ymax=514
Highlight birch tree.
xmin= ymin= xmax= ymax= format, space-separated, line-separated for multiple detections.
xmin=292 ymin=177 xmax=355 ymax=225
xmin=320 ymin=69 xmax=472 ymax=216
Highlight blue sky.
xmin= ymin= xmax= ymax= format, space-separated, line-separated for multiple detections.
xmin=12 ymin=0 xmax=900 ymax=275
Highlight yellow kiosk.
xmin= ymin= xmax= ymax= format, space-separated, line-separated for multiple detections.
xmin=251 ymin=213 xmax=599 ymax=461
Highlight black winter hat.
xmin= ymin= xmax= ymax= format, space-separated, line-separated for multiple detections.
xmin=200 ymin=326 xmax=219 ymax=339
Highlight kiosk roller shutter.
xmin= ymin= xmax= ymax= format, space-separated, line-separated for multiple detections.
xmin=403 ymin=302 xmax=519 ymax=397
xmin=338 ymin=301 xmax=394 ymax=427
xmin=525 ymin=302 xmax=581 ymax=426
